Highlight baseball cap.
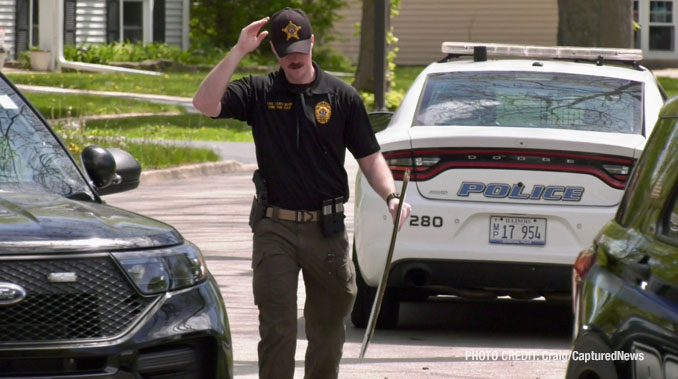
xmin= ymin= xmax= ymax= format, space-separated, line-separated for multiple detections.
xmin=270 ymin=7 xmax=313 ymax=57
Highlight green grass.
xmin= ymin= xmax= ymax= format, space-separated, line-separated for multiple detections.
xmin=393 ymin=66 xmax=425 ymax=91
xmin=658 ymin=77 xmax=678 ymax=99
xmin=55 ymin=125 xmax=220 ymax=170
xmin=23 ymin=92 xmax=184 ymax=120
xmin=7 ymin=72 xmax=249 ymax=98
xmin=83 ymin=114 xmax=252 ymax=142
xmin=7 ymin=66 xmax=425 ymax=99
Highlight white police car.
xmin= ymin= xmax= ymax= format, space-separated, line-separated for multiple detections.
xmin=352 ymin=42 xmax=666 ymax=328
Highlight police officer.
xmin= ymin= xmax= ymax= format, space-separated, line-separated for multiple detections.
xmin=193 ymin=7 xmax=411 ymax=379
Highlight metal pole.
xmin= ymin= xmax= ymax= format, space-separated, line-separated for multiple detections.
xmin=373 ymin=0 xmax=387 ymax=111
xmin=359 ymin=169 xmax=410 ymax=361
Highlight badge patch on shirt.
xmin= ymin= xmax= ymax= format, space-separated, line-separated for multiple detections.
xmin=314 ymin=101 xmax=331 ymax=124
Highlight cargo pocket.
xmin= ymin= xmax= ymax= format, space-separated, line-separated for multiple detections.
xmin=251 ymin=219 xmax=271 ymax=269
xmin=332 ymin=232 xmax=352 ymax=283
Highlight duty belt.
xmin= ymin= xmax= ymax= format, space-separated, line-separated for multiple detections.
xmin=265 ymin=207 xmax=320 ymax=223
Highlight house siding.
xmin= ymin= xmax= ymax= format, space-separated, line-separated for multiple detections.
xmin=0 ymin=1 xmax=15 ymax=57
xmin=76 ymin=0 xmax=106 ymax=44
xmin=165 ymin=0 xmax=182 ymax=47
xmin=331 ymin=0 xmax=558 ymax=65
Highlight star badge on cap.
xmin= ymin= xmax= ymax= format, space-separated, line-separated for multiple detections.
xmin=282 ymin=20 xmax=302 ymax=41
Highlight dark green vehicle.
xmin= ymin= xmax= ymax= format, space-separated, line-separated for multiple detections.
xmin=567 ymin=96 xmax=678 ymax=379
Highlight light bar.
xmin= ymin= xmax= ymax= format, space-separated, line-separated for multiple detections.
xmin=441 ymin=42 xmax=643 ymax=62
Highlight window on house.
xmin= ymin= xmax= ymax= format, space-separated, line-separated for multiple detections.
xmin=123 ymin=0 xmax=143 ymax=42
xmin=650 ymin=1 xmax=674 ymax=50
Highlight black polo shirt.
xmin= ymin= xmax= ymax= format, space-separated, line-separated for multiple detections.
xmin=217 ymin=63 xmax=380 ymax=210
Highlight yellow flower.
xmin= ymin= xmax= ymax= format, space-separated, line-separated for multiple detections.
xmin=69 ymin=143 xmax=81 ymax=153
xmin=135 ymin=85 xmax=141 ymax=90
xmin=164 ymin=74 xmax=170 ymax=79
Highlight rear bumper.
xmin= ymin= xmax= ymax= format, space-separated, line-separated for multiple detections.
xmin=387 ymin=259 xmax=571 ymax=298
xmin=354 ymin=171 xmax=618 ymax=290
xmin=0 ymin=276 xmax=232 ymax=378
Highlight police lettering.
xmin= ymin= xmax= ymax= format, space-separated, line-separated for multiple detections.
xmin=457 ymin=182 xmax=584 ymax=201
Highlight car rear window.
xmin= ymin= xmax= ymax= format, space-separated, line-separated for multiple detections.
xmin=414 ymin=71 xmax=643 ymax=134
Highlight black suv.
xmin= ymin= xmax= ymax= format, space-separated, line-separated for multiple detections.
xmin=567 ymin=96 xmax=678 ymax=379
xmin=0 ymin=74 xmax=232 ymax=378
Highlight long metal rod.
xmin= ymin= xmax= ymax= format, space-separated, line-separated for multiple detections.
xmin=359 ymin=169 xmax=410 ymax=361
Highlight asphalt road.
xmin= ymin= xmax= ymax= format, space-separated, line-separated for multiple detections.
xmin=106 ymin=155 xmax=572 ymax=379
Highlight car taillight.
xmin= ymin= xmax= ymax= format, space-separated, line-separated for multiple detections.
xmin=574 ymin=247 xmax=597 ymax=279
xmin=572 ymin=247 xmax=597 ymax=314
xmin=382 ymin=148 xmax=634 ymax=187
xmin=384 ymin=151 xmax=440 ymax=180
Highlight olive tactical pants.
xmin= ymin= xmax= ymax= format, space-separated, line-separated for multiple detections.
xmin=252 ymin=218 xmax=357 ymax=379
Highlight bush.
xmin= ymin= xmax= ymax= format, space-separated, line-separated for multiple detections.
xmin=63 ymin=42 xmax=227 ymax=66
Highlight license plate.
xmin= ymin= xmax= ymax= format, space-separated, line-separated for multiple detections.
xmin=489 ymin=216 xmax=546 ymax=246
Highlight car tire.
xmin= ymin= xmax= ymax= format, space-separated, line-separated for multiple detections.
xmin=565 ymin=332 xmax=618 ymax=379
xmin=350 ymin=245 xmax=400 ymax=329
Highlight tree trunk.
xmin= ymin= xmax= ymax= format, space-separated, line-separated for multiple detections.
xmin=557 ymin=0 xmax=633 ymax=48
xmin=353 ymin=0 xmax=375 ymax=91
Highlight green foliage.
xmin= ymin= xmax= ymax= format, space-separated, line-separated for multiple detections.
xmin=83 ymin=114 xmax=253 ymax=142
xmin=189 ymin=0 xmax=348 ymax=68
xmin=312 ymin=47 xmax=353 ymax=72
xmin=7 ymin=72 xmax=235 ymax=97
xmin=360 ymin=89 xmax=405 ymax=111
xmin=658 ymin=77 xmax=678 ymax=99
xmin=17 ymin=51 xmax=30 ymax=69
xmin=63 ymin=41 xmax=227 ymax=66
xmin=53 ymin=123 xmax=219 ymax=170
xmin=24 ymin=92 xmax=183 ymax=120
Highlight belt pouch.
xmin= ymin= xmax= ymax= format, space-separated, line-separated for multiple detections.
xmin=321 ymin=198 xmax=345 ymax=237
xmin=249 ymin=196 xmax=267 ymax=232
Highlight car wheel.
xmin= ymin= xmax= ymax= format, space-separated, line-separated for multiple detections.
xmin=566 ymin=332 xmax=618 ymax=379
xmin=350 ymin=244 xmax=400 ymax=329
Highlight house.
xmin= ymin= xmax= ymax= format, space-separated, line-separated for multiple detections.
xmin=331 ymin=0 xmax=677 ymax=67
xmin=0 ymin=0 xmax=189 ymax=59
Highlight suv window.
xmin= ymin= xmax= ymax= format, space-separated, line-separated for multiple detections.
xmin=0 ymin=80 xmax=92 ymax=198
xmin=414 ymin=71 xmax=643 ymax=134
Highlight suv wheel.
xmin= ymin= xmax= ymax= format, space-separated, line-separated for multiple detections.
xmin=350 ymin=244 xmax=400 ymax=329
xmin=566 ymin=332 xmax=618 ymax=379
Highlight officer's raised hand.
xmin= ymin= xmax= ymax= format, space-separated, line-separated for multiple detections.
xmin=233 ymin=17 xmax=270 ymax=56
xmin=193 ymin=17 xmax=270 ymax=117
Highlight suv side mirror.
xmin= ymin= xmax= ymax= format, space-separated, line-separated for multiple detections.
xmin=82 ymin=145 xmax=141 ymax=196
xmin=369 ymin=111 xmax=394 ymax=133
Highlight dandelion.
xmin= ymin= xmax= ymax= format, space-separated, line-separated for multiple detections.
xmin=69 ymin=143 xmax=82 ymax=154
xmin=164 ymin=74 xmax=170 ymax=79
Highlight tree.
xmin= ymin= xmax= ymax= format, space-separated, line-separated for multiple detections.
xmin=353 ymin=0 xmax=376 ymax=92
xmin=189 ymin=0 xmax=347 ymax=56
xmin=557 ymin=0 xmax=633 ymax=48
xmin=353 ymin=0 xmax=399 ymax=93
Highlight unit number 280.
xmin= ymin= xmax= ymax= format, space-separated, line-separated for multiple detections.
xmin=409 ymin=215 xmax=443 ymax=227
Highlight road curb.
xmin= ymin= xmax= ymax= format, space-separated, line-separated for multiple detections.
xmin=141 ymin=160 xmax=257 ymax=185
